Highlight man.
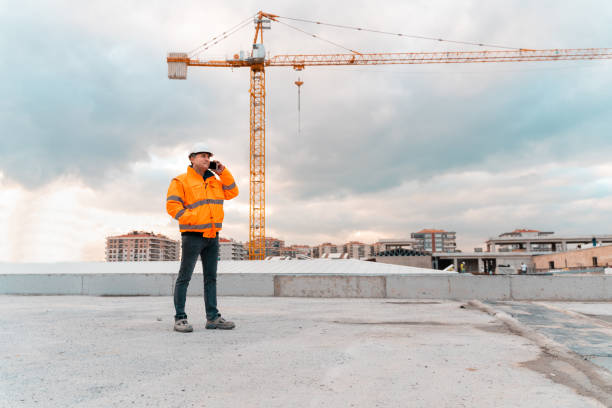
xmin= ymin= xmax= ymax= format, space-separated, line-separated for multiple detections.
xmin=520 ymin=262 xmax=528 ymax=274
xmin=166 ymin=144 xmax=239 ymax=333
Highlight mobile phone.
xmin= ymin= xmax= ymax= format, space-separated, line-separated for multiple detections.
xmin=209 ymin=161 xmax=217 ymax=170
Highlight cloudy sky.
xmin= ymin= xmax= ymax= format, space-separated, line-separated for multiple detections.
xmin=1 ymin=0 xmax=611 ymax=262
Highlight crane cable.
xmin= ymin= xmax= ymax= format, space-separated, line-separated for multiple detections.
xmin=275 ymin=15 xmax=524 ymax=51
xmin=294 ymin=76 xmax=304 ymax=138
xmin=188 ymin=14 xmax=256 ymax=57
xmin=274 ymin=19 xmax=362 ymax=54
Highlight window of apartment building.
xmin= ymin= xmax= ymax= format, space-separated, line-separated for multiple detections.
xmin=593 ymin=257 xmax=598 ymax=266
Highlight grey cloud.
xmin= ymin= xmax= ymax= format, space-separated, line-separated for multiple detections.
xmin=2 ymin=1 xmax=612 ymax=234
xmin=0 ymin=9 xmax=224 ymax=188
xmin=265 ymin=61 xmax=612 ymax=201
xmin=3 ymin=1 xmax=611 ymax=195
xmin=263 ymin=162 xmax=612 ymax=247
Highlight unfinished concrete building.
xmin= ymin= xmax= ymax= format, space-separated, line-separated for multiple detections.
xmin=486 ymin=229 xmax=612 ymax=252
xmin=533 ymin=245 xmax=612 ymax=271
xmin=435 ymin=229 xmax=612 ymax=274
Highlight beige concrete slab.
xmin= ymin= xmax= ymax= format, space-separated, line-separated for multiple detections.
xmin=0 ymin=296 xmax=606 ymax=407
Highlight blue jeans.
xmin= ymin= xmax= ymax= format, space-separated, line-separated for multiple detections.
xmin=174 ymin=234 xmax=220 ymax=321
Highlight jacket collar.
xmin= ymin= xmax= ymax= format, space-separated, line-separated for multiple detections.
xmin=187 ymin=165 xmax=215 ymax=181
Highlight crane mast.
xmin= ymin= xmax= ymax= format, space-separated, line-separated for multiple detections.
xmin=249 ymin=66 xmax=266 ymax=259
xmin=246 ymin=12 xmax=272 ymax=259
xmin=249 ymin=14 xmax=267 ymax=259
xmin=167 ymin=12 xmax=612 ymax=260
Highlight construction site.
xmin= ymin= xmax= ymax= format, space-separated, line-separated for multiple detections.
xmin=166 ymin=11 xmax=612 ymax=261
xmin=2 ymin=6 xmax=612 ymax=408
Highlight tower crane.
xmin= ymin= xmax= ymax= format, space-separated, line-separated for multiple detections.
xmin=167 ymin=11 xmax=612 ymax=260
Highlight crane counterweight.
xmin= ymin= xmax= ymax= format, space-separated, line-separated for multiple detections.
xmin=167 ymin=52 xmax=188 ymax=79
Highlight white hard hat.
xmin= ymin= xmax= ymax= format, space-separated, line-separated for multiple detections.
xmin=188 ymin=143 xmax=213 ymax=157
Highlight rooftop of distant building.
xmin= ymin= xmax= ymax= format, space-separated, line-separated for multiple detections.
xmin=415 ymin=229 xmax=452 ymax=234
xmin=108 ymin=231 xmax=172 ymax=239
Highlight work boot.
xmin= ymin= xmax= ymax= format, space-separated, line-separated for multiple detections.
xmin=174 ymin=319 xmax=193 ymax=333
xmin=206 ymin=316 xmax=235 ymax=330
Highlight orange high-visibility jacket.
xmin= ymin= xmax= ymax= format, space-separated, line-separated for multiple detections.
xmin=166 ymin=166 xmax=239 ymax=237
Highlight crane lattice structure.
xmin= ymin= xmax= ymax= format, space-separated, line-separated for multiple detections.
xmin=167 ymin=11 xmax=612 ymax=260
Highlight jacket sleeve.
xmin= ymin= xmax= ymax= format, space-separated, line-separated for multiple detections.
xmin=166 ymin=178 xmax=198 ymax=224
xmin=218 ymin=168 xmax=239 ymax=200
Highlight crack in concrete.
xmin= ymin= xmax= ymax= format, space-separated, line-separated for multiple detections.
xmin=469 ymin=300 xmax=612 ymax=407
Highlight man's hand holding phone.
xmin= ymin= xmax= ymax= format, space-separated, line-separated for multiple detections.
xmin=210 ymin=160 xmax=225 ymax=175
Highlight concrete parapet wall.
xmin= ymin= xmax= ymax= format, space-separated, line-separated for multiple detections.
xmin=386 ymin=275 xmax=513 ymax=300
xmin=83 ymin=274 xmax=174 ymax=296
xmin=386 ymin=274 xmax=450 ymax=299
xmin=509 ymin=275 xmax=612 ymax=300
xmin=0 ymin=273 xmax=275 ymax=297
xmin=187 ymin=274 xmax=276 ymax=297
xmin=274 ymin=275 xmax=386 ymax=298
xmin=450 ymin=275 xmax=512 ymax=300
xmin=1 ymin=274 xmax=84 ymax=295
xmin=1 ymin=273 xmax=612 ymax=300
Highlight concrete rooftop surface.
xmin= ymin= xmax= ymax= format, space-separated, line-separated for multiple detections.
xmin=2 ymin=296 xmax=612 ymax=407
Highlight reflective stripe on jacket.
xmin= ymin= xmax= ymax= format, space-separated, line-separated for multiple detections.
xmin=166 ymin=166 xmax=239 ymax=237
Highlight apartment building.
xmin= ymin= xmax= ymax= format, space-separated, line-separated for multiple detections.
xmin=264 ymin=237 xmax=285 ymax=257
xmin=411 ymin=229 xmax=457 ymax=253
xmin=219 ymin=238 xmax=248 ymax=260
xmin=243 ymin=237 xmax=286 ymax=257
xmin=281 ymin=245 xmax=312 ymax=258
xmin=105 ymin=231 xmax=179 ymax=262
xmin=315 ymin=242 xmax=341 ymax=258
xmin=342 ymin=241 xmax=373 ymax=259
xmin=371 ymin=239 xmax=417 ymax=255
